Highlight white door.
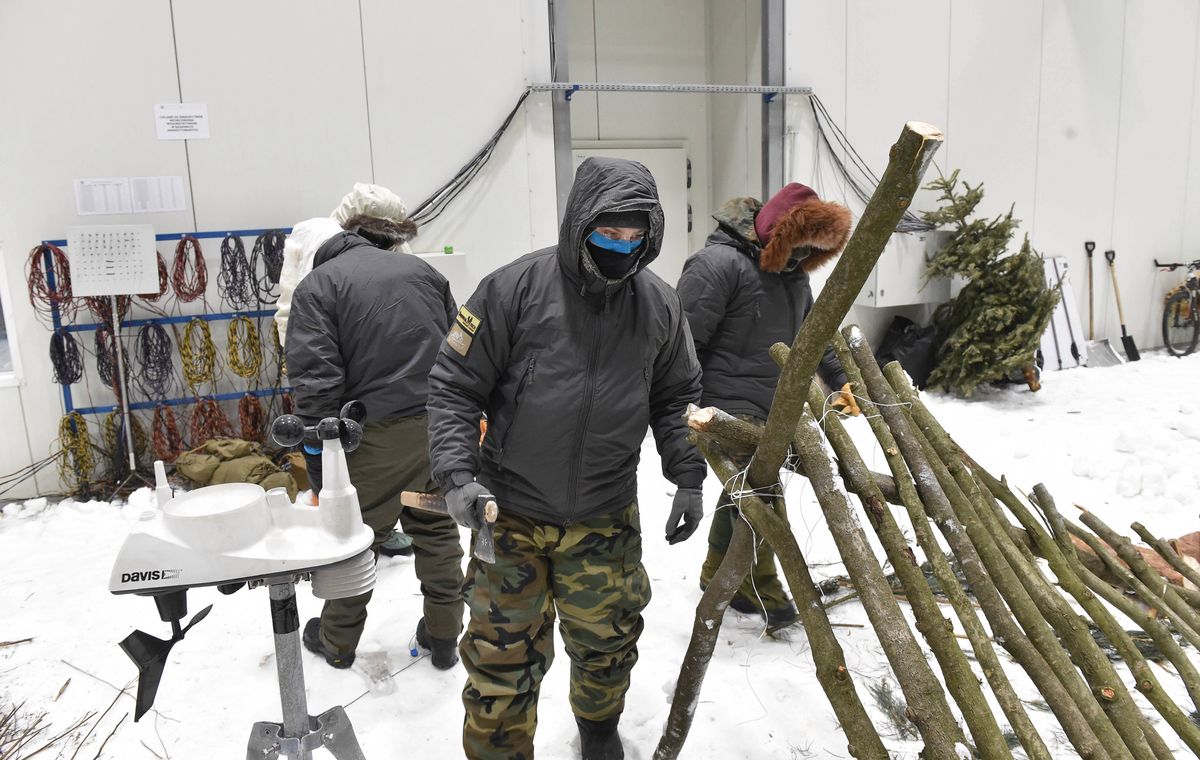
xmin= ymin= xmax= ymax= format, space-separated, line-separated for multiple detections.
xmin=571 ymin=146 xmax=689 ymax=287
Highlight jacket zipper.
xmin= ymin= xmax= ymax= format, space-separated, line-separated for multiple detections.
xmin=497 ymin=354 xmax=537 ymax=467
xmin=565 ymin=314 xmax=603 ymax=525
xmin=784 ymin=283 xmax=798 ymax=338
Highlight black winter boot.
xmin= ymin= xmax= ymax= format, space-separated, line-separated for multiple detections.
xmin=415 ymin=617 xmax=459 ymax=670
xmin=302 ymin=618 xmax=355 ymax=669
xmin=577 ymin=715 xmax=623 ymax=760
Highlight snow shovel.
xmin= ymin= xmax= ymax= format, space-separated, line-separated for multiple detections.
xmin=1085 ymin=241 xmax=1124 ymax=366
xmin=1105 ymin=249 xmax=1140 ymax=361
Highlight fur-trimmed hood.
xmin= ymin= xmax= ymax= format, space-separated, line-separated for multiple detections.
xmin=710 ymin=194 xmax=851 ymax=273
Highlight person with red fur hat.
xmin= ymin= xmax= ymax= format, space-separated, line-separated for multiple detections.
xmin=677 ymin=182 xmax=858 ymax=626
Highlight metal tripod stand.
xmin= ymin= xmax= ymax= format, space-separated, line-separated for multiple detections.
xmin=245 ymin=581 xmax=366 ymax=760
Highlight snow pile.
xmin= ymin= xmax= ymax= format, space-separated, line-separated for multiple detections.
xmin=2 ymin=350 xmax=1198 ymax=758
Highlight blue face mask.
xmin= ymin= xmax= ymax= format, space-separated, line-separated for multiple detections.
xmin=588 ymin=230 xmax=643 ymax=255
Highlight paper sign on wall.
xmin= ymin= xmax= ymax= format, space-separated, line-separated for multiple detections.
xmin=67 ymin=225 xmax=158 ymax=297
xmin=74 ymin=178 xmax=133 ymax=215
xmin=131 ymin=176 xmax=187 ymax=213
xmin=154 ymin=103 xmax=209 ymax=140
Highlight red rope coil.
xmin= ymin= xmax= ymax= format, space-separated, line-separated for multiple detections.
xmin=238 ymin=394 xmax=267 ymax=443
xmin=152 ymin=404 xmax=185 ymax=463
xmin=26 ymin=243 xmax=75 ymax=322
xmin=172 ymin=235 xmax=208 ymax=302
xmin=189 ymin=397 xmax=233 ymax=444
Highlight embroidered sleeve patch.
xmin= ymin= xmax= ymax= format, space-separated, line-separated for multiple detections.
xmin=456 ymin=306 xmax=481 ymax=335
xmin=446 ymin=324 xmax=473 ymax=356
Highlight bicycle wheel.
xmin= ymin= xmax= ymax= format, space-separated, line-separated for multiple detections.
xmin=1162 ymin=289 xmax=1200 ymax=356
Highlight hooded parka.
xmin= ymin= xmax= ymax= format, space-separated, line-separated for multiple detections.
xmin=427 ymin=157 xmax=705 ymax=525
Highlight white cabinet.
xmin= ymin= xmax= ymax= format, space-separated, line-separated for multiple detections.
xmin=855 ymin=230 xmax=952 ymax=308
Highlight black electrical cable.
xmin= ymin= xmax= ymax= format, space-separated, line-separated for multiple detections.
xmin=408 ymin=88 xmax=532 ymax=227
xmin=218 ymin=233 xmax=255 ymax=310
xmin=94 ymin=324 xmax=122 ymax=393
xmin=134 ymin=322 xmax=175 ymax=399
xmin=249 ymin=231 xmax=284 ymax=305
xmin=49 ymin=329 xmax=83 ymax=385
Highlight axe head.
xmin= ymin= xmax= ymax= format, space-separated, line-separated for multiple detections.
xmin=472 ymin=495 xmax=497 ymax=564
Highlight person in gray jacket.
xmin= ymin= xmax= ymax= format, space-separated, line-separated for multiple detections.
xmin=677 ymin=182 xmax=856 ymax=628
xmin=427 ymin=157 xmax=705 ymax=760
xmin=285 ymin=213 xmax=465 ymax=672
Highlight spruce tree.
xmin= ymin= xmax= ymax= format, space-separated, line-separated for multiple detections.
xmin=922 ymin=170 xmax=1058 ymax=396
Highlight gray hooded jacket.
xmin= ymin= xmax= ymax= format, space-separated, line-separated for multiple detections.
xmin=427 ymin=157 xmax=705 ymax=525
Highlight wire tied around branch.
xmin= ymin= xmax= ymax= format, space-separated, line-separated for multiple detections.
xmin=180 ymin=318 xmax=217 ymax=391
xmin=172 ymin=235 xmax=208 ymax=302
xmin=26 ymin=243 xmax=75 ymax=322
xmin=227 ymin=316 xmax=263 ymax=379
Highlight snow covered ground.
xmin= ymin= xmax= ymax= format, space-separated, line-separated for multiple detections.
xmin=2 ymin=350 xmax=1199 ymax=759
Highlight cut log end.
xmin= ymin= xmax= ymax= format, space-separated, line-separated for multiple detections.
xmin=905 ymin=121 xmax=945 ymax=140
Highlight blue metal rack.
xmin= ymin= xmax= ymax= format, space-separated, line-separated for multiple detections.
xmin=43 ymin=226 xmax=293 ymax=417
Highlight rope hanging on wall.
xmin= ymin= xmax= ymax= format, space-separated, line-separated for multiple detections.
xmin=218 ymin=233 xmax=255 ymax=310
xmin=250 ymin=230 xmax=286 ymax=303
xmin=84 ymin=295 xmax=132 ymax=326
xmin=57 ymin=412 xmax=95 ymax=487
xmin=134 ymin=322 xmax=175 ymax=399
xmin=227 ymin=316 xmax=263 ymax=379
xmin=152 ymin=404 xmax=185 ymax=463
xmin=180 ymin=318 xmax=217 ymax=391
xmin=49 ymin=329 xmax=84 ymax=385
xmin=238 ymin=393 xmax=266 ymax=444
xmin=26 ymin=243 xmax=75 ymax=323
xmin=281 ymin=391 xmax=294 ymax=416
xmin=94 ymin=323 xmax=128 ymax=402
xmin=102 ymin=410 xmax=148 ymax=476
xmin=138 ymin=253 xmax=171 ymax=303
xmin=172 ymin=235 xmax=208 ymax=302
xmin=189 ymin=397 xmax=234 ymax=444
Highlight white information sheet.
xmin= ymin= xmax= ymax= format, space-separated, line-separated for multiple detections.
xmin=154 ymin=103 xmax=210 ymax=140
xmin=131 ymin=175 xmax=187 ymax=213
xmin=67 ymin=225 xmax=159 ymax=297
xmin=74 ymin=177 xmax=133 ymax=216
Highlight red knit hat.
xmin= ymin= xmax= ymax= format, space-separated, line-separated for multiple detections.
xmin=753 ymin=183 xmax=852 ymax=273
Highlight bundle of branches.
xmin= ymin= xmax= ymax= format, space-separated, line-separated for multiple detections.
xmin=922 ymin=171 xmax=1057 ymax=396
xmin=656 ymin=122 xmax=1198 ymax=760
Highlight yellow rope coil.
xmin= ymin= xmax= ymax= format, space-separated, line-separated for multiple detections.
xmin=181 ymin=317 xmax=217 ymax=391
xmin=228 ymin=316 xmax=263 ymax=379
xmin=57 ymin=412 xmax=94 ymax=486
xmin=102 ymin=411 xmax=148 ymax=466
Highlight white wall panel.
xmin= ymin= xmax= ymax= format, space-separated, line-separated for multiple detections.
xmin=1185 ymin=8 xmax=1200 ymax=260
xmin=786 ymin=1 xmax=848 ymax=206
xmin=948 ymin=0 xmax=1043 ymax=229
xmin=1032 ymin=0 xmax=1126 ymax=340
xmin=172 ymin=0 xmax=373 ymax=230
xmin=0 ymin=0 xmax=191 ymax=496
xmin=1110 ymin=0 xmax=1199 ymax=347
xmin=707 ymin=0 xmax=761 ymax=209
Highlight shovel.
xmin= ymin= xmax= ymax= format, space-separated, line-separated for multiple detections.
xmin=1085 ymin=241 xmax=1124 ymax=367
xmin=1105 ymin=249 xmax=1140 ymax=361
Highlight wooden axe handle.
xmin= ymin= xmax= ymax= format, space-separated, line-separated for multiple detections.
xmin=400 ymin=491 xmax=498 ymax=523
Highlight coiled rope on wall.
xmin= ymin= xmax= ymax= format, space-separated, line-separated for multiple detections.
xmin=189 ymin=397 xmax=234 ymax=444
xmin=172 ymin=235 xmax=208 ymax=302
xmin=134 ymin=322 xmax=175 ymax=399
xmin=49 ymin=329 xmax=83 ymax=385
xmin=180 ymin=318 xmax=217 ymax=392
xmin=26 ymin=243 xmax=75 ymax=323
xmin=152 ymin=404 xmax=185 ymax=463
xmin=227 ymin=316 xmax=263 ymax=379
xmin=238 ymin=393 xmax=266 ymax=443
xmin=57 ymin=412 xmax=94 ymax=487
xmin=218 ymin=233 xmax=255 ymax=310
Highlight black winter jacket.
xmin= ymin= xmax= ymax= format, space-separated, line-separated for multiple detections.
xmin=677 ymin=203 xmax=847 ymax=420
xmin=285 ymin=232 xmax=456 ymax=426
xmin=427 ymin=157 xmax=706 ymax=525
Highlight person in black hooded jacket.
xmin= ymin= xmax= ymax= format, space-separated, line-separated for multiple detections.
xmin=285 ymin=212 xmax=465 ymax=673
xmin=427 ymin=157 xmax=705 ymax=760
xmin=677 ymin=183 xmax=857 ymax=628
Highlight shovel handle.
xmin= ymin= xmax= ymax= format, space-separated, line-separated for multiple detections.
xmin=1085 ymin=241 xmax=1096 ymax=257
xmin=1105 ymin=249 xmax=1116 ymax=265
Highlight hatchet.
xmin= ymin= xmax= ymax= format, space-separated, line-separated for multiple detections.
xmin=401 ymin=491 xmax=498 ymax=563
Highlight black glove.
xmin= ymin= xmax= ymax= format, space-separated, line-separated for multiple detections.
xmin=665 ymin=487 xmax=703 ymax=545
xmin=444 ymin=477 xmax=491 ymax=531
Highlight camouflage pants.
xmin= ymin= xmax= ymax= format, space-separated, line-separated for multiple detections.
xmin=702 ymin=414 xmax=791 ymax=611
xmin=460 ymin=502 xmax=650 ymax=760
xmin=319 ymin=414 xmax=465 ymax=654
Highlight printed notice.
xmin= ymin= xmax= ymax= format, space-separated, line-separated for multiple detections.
xmin=154 ymin=103 xmax=210 ymax=140
xmin=131 ymin=176 xmax=187 ymax=213
xmin=67 ymin=225 xmax=158 ymax=297
xmin=74 ymin=177 xmax=133 ymax=216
